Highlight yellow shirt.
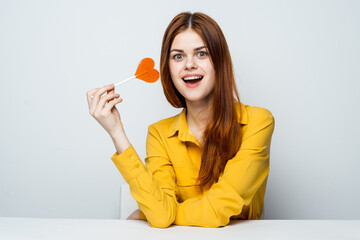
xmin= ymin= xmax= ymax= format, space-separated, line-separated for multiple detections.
xmin=111 ymin=102 xmax=275 ymax=228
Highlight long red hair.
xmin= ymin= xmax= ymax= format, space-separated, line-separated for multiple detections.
xmin=160 ymin=12 xmax=242 ymax=191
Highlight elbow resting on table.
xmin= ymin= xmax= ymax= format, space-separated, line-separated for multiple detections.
xmin=147 ymin=214 xmax=175 ymax=228
xmin=204 ymin=216 xmax=230 ymax=228
xmin=142 ymin=202 xmax=177 ymax=228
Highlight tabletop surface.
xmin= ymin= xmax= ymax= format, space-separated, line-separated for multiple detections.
xmin=0 ymin=217 xmax=359 ymax=240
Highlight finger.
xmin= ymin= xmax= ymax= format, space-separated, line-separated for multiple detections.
xmin=107 ymin=88 xmax=115 ymax=95
xmin=100 ymin=92 xmax=120 ymax=109
xmin=103 ymin=97 xmax=123 ymax=114
xmin=86 ymin=88 xmax=100 ymax=107
xmin=89 ymin=84 xmax=114 ymax=114
xmin=94 ymin=92 xmax=120 ymax=115
xmin=92 ymin=84 xmax=115 ymax=103
xmin=98 ymin=84 xmax=115 ymax=97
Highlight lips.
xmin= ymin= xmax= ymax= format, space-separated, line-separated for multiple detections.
xmin=182 ymin=74 xmax=203 ymax=86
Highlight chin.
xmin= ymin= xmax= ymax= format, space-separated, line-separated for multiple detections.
xmin=184 ymin=94 xmax=212 ymax=104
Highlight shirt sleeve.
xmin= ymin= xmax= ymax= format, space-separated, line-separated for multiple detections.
xmin=111 ymin=125 xmax=178 ymax=228
xmin=174 ymin=110 xmax=275 ymax=227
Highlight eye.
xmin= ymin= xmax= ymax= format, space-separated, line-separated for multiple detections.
xmin=172 ymin=54 xmax=184 ymax=60
xmin=197 ymin=51 xmax=208 ymax=58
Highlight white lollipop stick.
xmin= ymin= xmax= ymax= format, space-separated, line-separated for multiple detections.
xmin=114 ymin=71 xmax=149 ymax=87
xmin=114 ymin=76 xmax=136 ymax=87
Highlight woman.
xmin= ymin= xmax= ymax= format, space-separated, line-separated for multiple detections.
xmin=86 ymin=12 xmax=274 ymax=228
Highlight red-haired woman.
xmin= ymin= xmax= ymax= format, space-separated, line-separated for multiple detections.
xmin=86 ymin=12 xmax=275 ymax=228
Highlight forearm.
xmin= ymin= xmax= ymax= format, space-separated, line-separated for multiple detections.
xmin=111 ymin=145 xmax=177 ymax=228
xmin=129 ymin=177 xmax=177 ymax=228
xmin=110 ymin=123 xmax=131 ymax=154
xmin=175 ymin=178 xmax=245 ymax=227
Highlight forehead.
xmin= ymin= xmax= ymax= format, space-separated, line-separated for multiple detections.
xmin=171 ymin=29 xmax=205 ymax=50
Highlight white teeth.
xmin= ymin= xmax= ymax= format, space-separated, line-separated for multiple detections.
xmin=183 ymin=76 xmax=203 ymax=81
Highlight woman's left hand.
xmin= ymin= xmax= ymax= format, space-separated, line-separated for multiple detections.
xmin=127 ymin=209 xmax=141 ymax=220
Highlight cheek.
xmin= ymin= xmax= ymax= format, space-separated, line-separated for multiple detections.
xmin=207 ymin=62 xmax=216 ymax=78
xmin=169 ymin=62 xmax=182 ymax=79
xmin=199 ymin=59 xmax=214 ymax=72
xmin=168 ymin=64 xmax=179 ymax=86
xmin=169 ymin=62 xmax=176 ymax=77
xmin=206 ymin=66 xmax=216 ymax=87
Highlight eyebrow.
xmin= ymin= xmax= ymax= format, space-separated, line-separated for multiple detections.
xmin=170 ymin=46 xmax=207 ymax=53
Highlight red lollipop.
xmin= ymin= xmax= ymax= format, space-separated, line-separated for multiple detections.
xmin=114 ymin=58 xmax=159 ymax=87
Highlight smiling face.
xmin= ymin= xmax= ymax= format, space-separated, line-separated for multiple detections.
xmin=169 ymin=28 xmax=216 ymax=106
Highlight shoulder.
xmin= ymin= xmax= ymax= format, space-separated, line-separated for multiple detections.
xmin=242 ymin=104 xmax=275 ymax=139
xmin=245 ymin=105 xmax=274 ymax=125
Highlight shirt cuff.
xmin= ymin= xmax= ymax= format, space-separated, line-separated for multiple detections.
xmin=111 ymin=145 xmax=147 ymax=183
xmin=139 ymin=210 xmax=147 ymax=220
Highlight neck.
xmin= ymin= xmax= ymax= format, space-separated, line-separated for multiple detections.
xmin=185 ymin=98 xmax=213 ymax=144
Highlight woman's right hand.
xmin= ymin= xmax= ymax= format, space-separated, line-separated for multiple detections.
xmin=86 ymin=84 xmax=123 ymax=137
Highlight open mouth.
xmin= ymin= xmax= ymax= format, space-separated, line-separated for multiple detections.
xmin=182 ymin=76 xmax=203 ymax=85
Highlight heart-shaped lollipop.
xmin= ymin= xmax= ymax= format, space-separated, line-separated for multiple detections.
xmin=114 ymin=58 xmax=159 ymax=87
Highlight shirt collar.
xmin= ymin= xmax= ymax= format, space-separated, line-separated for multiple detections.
xmin=238 ymin=101 xmax=248 ymax=125
xmin=167 ymin=102 xmax=248 ymax=141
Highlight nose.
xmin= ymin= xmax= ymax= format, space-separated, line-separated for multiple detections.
xmin=185 ymin=56 xmax=197 ymax=70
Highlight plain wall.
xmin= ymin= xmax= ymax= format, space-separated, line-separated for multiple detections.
xmin=0 ymin=0 xmax=359 ymax=219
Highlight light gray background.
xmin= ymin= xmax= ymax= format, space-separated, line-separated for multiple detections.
xmin=1 ymin=0 xmax=359 ymax=220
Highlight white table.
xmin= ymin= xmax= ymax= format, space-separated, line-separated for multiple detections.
xmin=0 ymin=217 xmax=359 ymax=240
